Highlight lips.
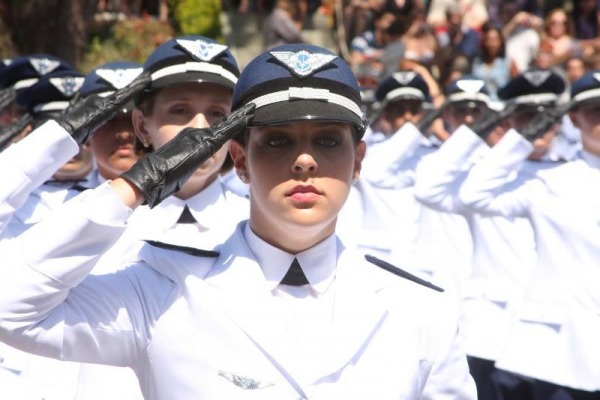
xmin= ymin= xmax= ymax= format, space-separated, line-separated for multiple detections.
xmin=287 ymin=185 xmax=322 ymax=202
xmin=287 ymin=185 xmax=321 ymax=196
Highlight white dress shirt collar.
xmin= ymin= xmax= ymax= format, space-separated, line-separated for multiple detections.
xmin=243 ymin=223 xmax=338 ymax=294
xmin=581 ymin=149 xmax=600 ymax=169
xmin=151 ymin=177 xmax=226 ymax=230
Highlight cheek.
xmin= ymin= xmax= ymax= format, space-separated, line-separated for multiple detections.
xmin=151 ymin=126 xmax=180 ymax=149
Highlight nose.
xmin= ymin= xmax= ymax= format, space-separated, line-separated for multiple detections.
xmin=114 ymin=130 xmax=133 ymax=140
xmin=191 ymin=113 xmax=210 ymax=129
xmin=464 ymin=114 xmax=475 ymax=125
xmin=292 ymin=152 xmax=318 ymax=175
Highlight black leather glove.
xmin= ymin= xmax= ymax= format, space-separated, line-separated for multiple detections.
xmin=121 ymin=103 xmax=255 ymax=208
xmin=469 ymin=103 xmax=516 ymax=139
xmin=519 ymin=102 xmax=571 ymax=141
xmin=0 ymin=87 xmax=16 ymax=110
xmin=0 ymin=113 xmax=33 ymax=152
xmin=416 ymin=99 xmax=450 ymax=133
xmin=56 ymin=71 xmax=151 ymax=145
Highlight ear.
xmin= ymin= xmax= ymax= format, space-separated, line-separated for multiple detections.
xmin=132 ymin=108 xmax=152 ymax=146
xmin=229 ymin=139 xmax=249 ymax=181
xmin=568 ymin=111 xmax=580 ymax=128
xmin=353 ymin=140 xmax=367 ymax=180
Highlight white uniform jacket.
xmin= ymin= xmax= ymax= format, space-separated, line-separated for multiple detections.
xmin=0 ymin=183 xmax=476 ymax=399
xmin=414 ymin=126 xmax=536 ymax=360
xmin=0 ymin=120 xmax=78 ymax=236
xmin=458 ymin=129 xmax=600 ymax=391
xmin=362 ymin=122 xmax=473 ymax=288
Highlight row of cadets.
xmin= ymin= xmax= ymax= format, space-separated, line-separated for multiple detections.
xmin=341 ymin=71 xmax=437 ymax=277
xmin=414 ymin=67 xmax=567 ymax=400
xmin=74 ymin=35 xmax=250 ymax=400
xmin=457 ymin=69 xmax=600 ymax=399
xmin=359 ymin=74 xmax=510 ymax=292
xmin=0 ymin=59 xmax=146 ymax=399
xmin=15 ymin=61 xmax=145 ymax=400
xmin=0 ymin=54 xmax=73 ymax=131
xmin=0 ymin=42 xmax=477 ymax=398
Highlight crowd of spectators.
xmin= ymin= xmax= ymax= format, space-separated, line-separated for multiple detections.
xmin=225 ymin=0 xmax=600 ymax=109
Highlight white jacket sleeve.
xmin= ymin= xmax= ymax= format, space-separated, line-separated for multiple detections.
xmin=361 ymin=122 xmax=426 ymax=189
xmin=414 ymin=125 xmax=486 ymax=214
xmin=0 ymin=120 xmax=78 ymax=234
xmin=0 ymin=183 xmax=160 ymax=366
xmin=458 ymin=129 xmax=534 ymax=218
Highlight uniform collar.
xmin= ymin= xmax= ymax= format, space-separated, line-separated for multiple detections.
xmin=150 ymin=178 xmax=226 ymax=230
xmin=581 ymin=149 xmax=600 ymax=169
xmin=243 ymin=223 xmax=338 ymax=294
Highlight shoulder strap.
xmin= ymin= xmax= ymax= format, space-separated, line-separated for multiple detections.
xmin=365 ymin=254 xmax=444 ymax=292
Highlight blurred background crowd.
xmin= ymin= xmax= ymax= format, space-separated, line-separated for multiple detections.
xmin=2 ymin=0 xmax=599 ymax=99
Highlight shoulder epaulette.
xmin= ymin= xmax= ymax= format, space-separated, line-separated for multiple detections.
xmin=365 ymin=254 xmax=444 ymax=292
xmin=145 ymin=240 xmax=220 ymax=258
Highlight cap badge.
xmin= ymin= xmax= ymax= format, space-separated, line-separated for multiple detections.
xmin=392 ymin=71 xmax=416 ymax=85
xmin=524 ymin=70 xmax=551 ymax=86
xmin=456 ymin=79 xmax=485 ymax=94
xmin=49 ymin=76 xmax=84 ymax=96
xmin=95 ymin=67 xmax=143 ymax=90
xmin=271 ymin=50 xmax=337 ymax=77
xmin=176 ymin=39 xmax=228 ymax=62
xmin=29 ymin=58 xmax=61 ymax=76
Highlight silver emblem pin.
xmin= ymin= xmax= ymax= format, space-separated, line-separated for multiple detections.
xmin=271 ymin=50 xmax=337 ymax=77
xmin=49 ymin=76 xmax=84 ymax=96
xmin=177 ymin=39 xmax=228 ymax=62
xmin=95 ymin=67 xmax=143 ymax=90
xmin=392 ymin=71 xmax=416 ymax=85
xmin=456 ymin=79 xmax=485 ymax=94
xmin=524 ymin=70 xmax=551 ymax=87
xmin=218 ymin=370 xmax=274 ymax=390
xmin=29 ymin=58 xmax=61 ymax=76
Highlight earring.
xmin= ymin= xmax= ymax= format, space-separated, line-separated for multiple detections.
xmin=239 ymin=173 xmax=248 ymax=183
xmin=140 ymin=138 xmax=149 ymax=148
xmin=352 ymin=176 xmax=359 ymax=184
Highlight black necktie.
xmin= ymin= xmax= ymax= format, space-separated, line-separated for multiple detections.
xmin=280 ymin=258 xmax=309 ymax=286
xmin=176 ymin=205 xmax=197 ymax=224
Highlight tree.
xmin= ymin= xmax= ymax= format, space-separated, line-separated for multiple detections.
xmin=0 ymin=0 xmax=97 ymax=67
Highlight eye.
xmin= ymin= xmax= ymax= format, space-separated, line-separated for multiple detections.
xmin=315 ymin=135 xmax=341 ymax=148
xmin=208 ymin=108 xmax=227 ymax=120
xmin=170 ymin=105 xmax=192 ymax=116
xmin=264 ymin=134 xmax=291 ymax=148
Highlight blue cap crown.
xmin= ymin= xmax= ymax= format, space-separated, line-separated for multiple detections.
xmin=144 ymin=36 xmax=239 ymax=90
xmin=232 ymin=43 xmax=365 ymax=135
xmin=375 ymin=70 xmax=431 ymax=103
xmin=16 ymin=69 xmax=84 ymax=115
xmin=80 ymin=61 xmax=143 ymax=98
xmin=570 ymin=70 xmax=600 ymax=108
xmin=0 ymin=54 xmax=73 ymax=91
xmin=446 ymin=75 xmax=491 ymax=105
xmin=498 ymin=68 xmax=566 ymax=106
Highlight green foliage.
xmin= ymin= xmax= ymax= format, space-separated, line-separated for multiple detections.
xmin=169 ymin=0 xmax=223 ymax=41
xmin=81 ymin=17 xmax=174 ymax=73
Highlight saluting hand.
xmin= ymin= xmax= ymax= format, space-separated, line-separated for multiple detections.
xmin=0 ymin=113 xmax=33 ymax=152
xmin=416 ymin=99 xmax=450 ymax=134
xmin=120 ymin=103 xmax=255 ymax=208
xmin=55 ymin=70 xmax=151 ymax=145
xmin=519 ymin=101 xmax=571 ymax=142
xmin=470 ymin=102 xmax=517 ymax=140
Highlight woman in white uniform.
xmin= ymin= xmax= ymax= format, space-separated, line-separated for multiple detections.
xmin=459 ymin=70 xmax=600 ymax=399
xmin=0 ymin=43 xmax=476 ymax=399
